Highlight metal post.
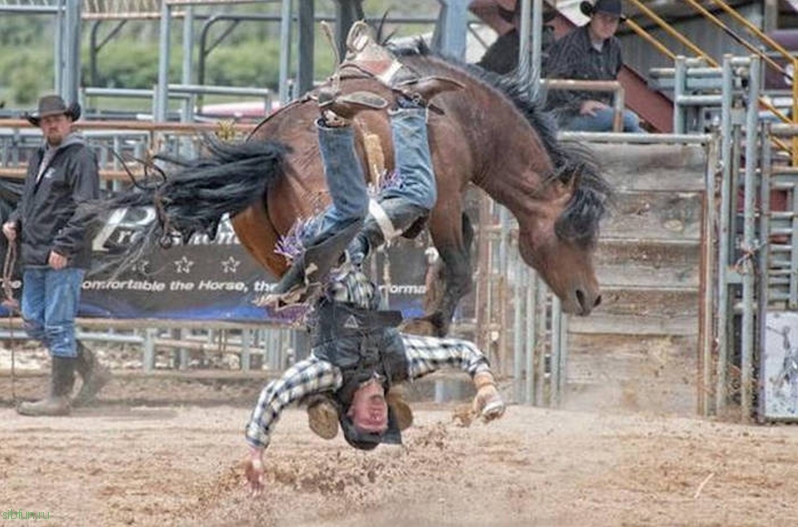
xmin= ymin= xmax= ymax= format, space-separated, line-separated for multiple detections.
xmin=550 ymin=296 xmax=562 ymax=406
xmin=436 ymin=0 xmax=468 ymax=59
xmin=156 ymin=1 xmax=172 ymax=122
xmin=143 ymin=328 xmax=157 ymax=372
xmin=62 ymin=0 xmax=81 ymax=103
xmin=535 ymin=284 xmax=547 ymax=405
xmin=715 ymin=54 xmax=734 ymax=415
xmin=54 ymin=0 xmax=65 ymax=95
xmin=297 ymin=0 xmax=315 ymax=97
xmin=525 ymin=271 xmax=537 ymax=405
xmin=673 ymin=55 xmax=686 ymax=134
xmin=241 ymin=329 xmax=251 ymax=371
xmin=757 ymin=124 xmax=772 ymax=421
xmin=740 ymin=55 xmax=761 ymax=421
xmin=278 ymin=0 xmax=294 ymax=103
xmin=181 ymin=5 xmax=195 ymax=122
xmin=516 ymin=0 xmax=532 ymax=85
xmin=699 ymin=135 xmax=720 ymax=416
xmin=513 ymin=257 xmax=524 ymax=403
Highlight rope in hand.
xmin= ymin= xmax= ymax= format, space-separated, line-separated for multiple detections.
xmin=2 ymin=239 xmax=19 ymax=403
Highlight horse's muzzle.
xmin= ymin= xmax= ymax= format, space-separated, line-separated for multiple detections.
xmin=574 ymin=287 xmax=601 ymax=316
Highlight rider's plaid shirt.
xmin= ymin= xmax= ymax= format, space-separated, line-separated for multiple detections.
xmin=245 ymin=270 xmax=492 ymax=449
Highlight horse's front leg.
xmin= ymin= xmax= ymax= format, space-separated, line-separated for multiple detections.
xmin=402 ymin=206 xmax=473 ymax=337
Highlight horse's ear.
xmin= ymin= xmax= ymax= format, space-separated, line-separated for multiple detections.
xmin=567 ymin=164 xmax=583 ymax=192
xmin=555 ymin=164 xmax=581 ymax=198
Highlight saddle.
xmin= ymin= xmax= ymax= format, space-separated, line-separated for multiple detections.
xmin=334 ymin=20 xmax=465 ymax=109
xmin=339 ymin=21 xmax=408 ymax=85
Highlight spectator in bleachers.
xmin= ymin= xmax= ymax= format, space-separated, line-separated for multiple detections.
xmin=543 ymin=0 xmax=645 ymax=133
xmin=476 ymin=0 xmax=557 ymax=75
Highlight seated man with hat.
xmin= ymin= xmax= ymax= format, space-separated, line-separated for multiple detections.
xmin=543 ymin=0 xmax=645 ymax=133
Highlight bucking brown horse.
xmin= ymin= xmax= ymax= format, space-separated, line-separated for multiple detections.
xmin=97 ymin=42 xmax=611 ymax=336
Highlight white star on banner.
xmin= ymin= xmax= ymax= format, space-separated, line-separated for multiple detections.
xmin=221 ymin=256 xmax=241 ymax=274
xmin=174 ymin=256 xmax=194 ymax=274
xmin=131 ymin=260 xmax=150 ymax=273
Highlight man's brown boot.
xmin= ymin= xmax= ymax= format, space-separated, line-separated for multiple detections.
xmin=306 ymin=395 xmax=339 ymax=440
xmin=17 ymin=356 xmax=75 ymax=417
xmin=386 ymin=384 xmax=413 ymax=431
xmin=318 ymin=88 xmax=388 ymax=122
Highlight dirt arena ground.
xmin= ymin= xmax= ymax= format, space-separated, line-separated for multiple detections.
xmin=2 ymin=388 xmax=798 ymax=527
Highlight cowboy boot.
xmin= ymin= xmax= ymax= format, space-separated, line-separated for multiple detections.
xmin=386 ymin=384 xmax=413 ymax=431
xmin=263 ymin=218 xmax=363 ymax=307
xmin=306 ymin=395 xmax=339 ymax=440
xmin=393 ymin=76 xmax=465 ymax=109
xmin=73 ymin=341 xmax=111 ymax=407
xmin=17 ymin=356 xmax=75 ymax=417
xmin=318 ymin=88 xmax=388 ymax=123
xmin=347 ymin=198 xmax=428 ymax=264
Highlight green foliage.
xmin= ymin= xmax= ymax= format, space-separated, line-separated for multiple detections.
xmin=0 ymin=49 xmax=53 ymax=104
xmin=92 ymin=42 xmax=178 ymax=88
xmin=204 ymin=41 xmax=280 ymax=89
xmin=0 ymin=15 xmax=49 ymax=46
xmin=0 ymin=3 xmax=441 ymax=107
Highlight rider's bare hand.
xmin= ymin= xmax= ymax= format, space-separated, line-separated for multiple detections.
xmin=244 ymin=446 xmax=266 ymax=497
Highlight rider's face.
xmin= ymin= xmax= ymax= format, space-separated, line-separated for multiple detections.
xmin=348 ymin=378 xmax=388 ymax=434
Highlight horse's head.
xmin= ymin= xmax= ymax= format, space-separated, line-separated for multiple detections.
xmin=516 ymin=161 xmax=608 ymax=316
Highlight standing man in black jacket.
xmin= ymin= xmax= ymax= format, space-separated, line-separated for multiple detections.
xmin=2 ymin=95 xmax=107 ymax=416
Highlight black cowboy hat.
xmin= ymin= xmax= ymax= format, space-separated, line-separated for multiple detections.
xmin=497 ymin=0 xmax=556 ymax=24
xmin=579 ymin=0 xmax=627 ymax=22
xmin=25 ymin=94 xmax=81 ymax=127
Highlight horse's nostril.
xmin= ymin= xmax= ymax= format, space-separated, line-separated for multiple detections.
xmin=594 ymin=294 xmax=602 ymax=308
xmin=576 ymin=289 xmax=585 ymax=308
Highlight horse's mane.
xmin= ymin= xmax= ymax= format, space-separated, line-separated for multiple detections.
xmin=392 ymin=40 xmax=611 ymax=247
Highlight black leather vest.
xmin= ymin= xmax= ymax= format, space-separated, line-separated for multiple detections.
xmin=311 ymin=299 xmax=408 ymax=406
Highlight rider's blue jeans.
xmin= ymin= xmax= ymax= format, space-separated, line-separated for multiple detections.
xmin=311 ymin=121 xmax=370 ymax=238
xmin=562 ymin=107 xmax=646 ymax=133
xmin=379 ymin=107 xmax=436 ymax=211
xmin=309 ymin=107 xmax=435 ymax=241
xmin=21 ymin=267 xmax=84 ymax=358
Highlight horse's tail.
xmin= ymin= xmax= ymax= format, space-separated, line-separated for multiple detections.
xmin=88 ymin=136 xmax=289 ymax=276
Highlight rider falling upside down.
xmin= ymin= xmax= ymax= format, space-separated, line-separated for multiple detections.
xmin=244 ymin=42 xmax=505 ymax=495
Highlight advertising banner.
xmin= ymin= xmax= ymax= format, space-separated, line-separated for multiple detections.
xmin=0 ymin=197 xmax=429 ymax=323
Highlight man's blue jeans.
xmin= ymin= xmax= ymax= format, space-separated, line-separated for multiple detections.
xmin=563 ymin=107 xmax=645 ymax=133
xmin=379 ymin=107 xmax=436 ymax=211
xmin=21 ymin=267 xmax=84 ymax=358
xmin=310 ymin=121 xmax=369 ymax=238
